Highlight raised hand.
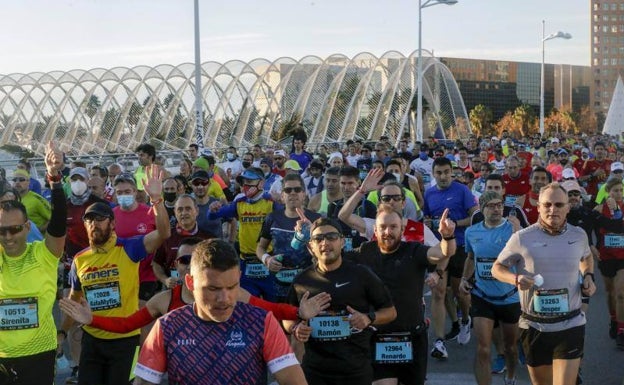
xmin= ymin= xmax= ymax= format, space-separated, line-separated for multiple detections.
xmin=298 ymin=291 xmax=331 ymax=320
xmin=143 ymin=164 xmax=165 ymax=200
xmin=45 ymin=141 xmax=63 ymax=175
xmin=294 ymin=207 xmax=311 ymax=233
xmin=59 ymin=297 xmax=93 ymax=325
xmin=438 ymin=208 xmax=456 ymax=238
xmin=360 ymin=168 xmax=385 ymax=193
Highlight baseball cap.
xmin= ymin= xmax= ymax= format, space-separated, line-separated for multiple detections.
xmin=190 ymin=170 xmax=210 ymax=181
xmin=581 ymin=148 xmax=590 ymax=154
xmin=491 ymin=136 xmax=499 ymax=141
xmin=551 ymin=138 xmax=560 ymax=143
xmin=273 ymin=150 xmax=286 ymax=158
xmin=611 ymin=162 xmax=624 ymax=172
xmin=113 ymin=173 xmax=136 ymax=186
xmin=561 ymin=180 xmax=582 ymax=193
xmin=83 ymin=202 xmax=114 ymax=220
xmin=259 ymin=158 xmax=273 ymax=168
xmin=284 ymin=160 xmax=302 ymax=171
xmin=557 ymin=148 xmax=568 ymax=155
xmin=236 ymin=168 xmax=265 ymax=184
xmin=13 ymin=169 xmax=29 ymax=178
xmin=193 ymin=157 xmax=209 ymax=171
xmin=69 ymin=167 xmax=89 ymax=180
xmin=562 ymin=168 xmax=576 ymax=180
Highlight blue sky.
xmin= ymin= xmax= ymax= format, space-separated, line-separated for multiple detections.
xmin=0 ymin=0 xmax=589 ymax=75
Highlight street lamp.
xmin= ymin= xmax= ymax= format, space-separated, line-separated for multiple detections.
xmin=416 ymin=0 xmax=457 ymax=143
xmin=539 ymin=20 xmax=571 ymax=136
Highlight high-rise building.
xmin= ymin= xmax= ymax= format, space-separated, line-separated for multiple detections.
xmin=591 ymin=0 xmax=624 ymax=114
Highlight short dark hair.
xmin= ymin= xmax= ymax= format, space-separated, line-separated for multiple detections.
xmin=309 ymin=217 xmax=342 ymax=235
xmin=531 ymin=166 xmax=552 ymax=182
xmin=339 ymin=166 xmax=360 ymax=179
xmin=0 ymin=200 xmax=28 ymax=221
xmin=135 ymin=143 xmax=156 ymax=161
xmin=325 ymin=166 xmax=341 ymax=176
xmin=281 ymin=173 xmax=305 ymax=189
xmin=485 ymin=173 xmax=504 ymax=185
xmin=189 ymin=143 xmax=199 ymax=151
xmin=385 ymin=160 xmax=402 ymax=170
xmin=191 ymin=239 xmax=239 ymax=273
xmin=432 ymin=156 xmax=452 ymax=171
xmin=180 ymin=236 xmax=204 ymax=248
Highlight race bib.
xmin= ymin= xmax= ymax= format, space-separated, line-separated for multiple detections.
xmin=475 ymin=257 xmax=495 ymax=280
xmin=533 ymin=288 xmax=569 ymax=315
xmin=244 ymin=261 xmax=269 ymax=279
xmin=344 ymin=238 xmax=353 ymax=252
xmin=85 ymin=282 xmax=122 ymax=311
xmin=310 ymin=314 xmax=351 ymax=341
xmin=275 ymin=268 xmax=302 ymax=284
xmin=604 ymin=234 xmax=624 ymax=248
xmin=374 ymin=332 xmax=413 ymax=363
xmin=504 ymin=195 xmax=518 ymax=206
xmin=0 ymin=297 xmax=39 ymax=330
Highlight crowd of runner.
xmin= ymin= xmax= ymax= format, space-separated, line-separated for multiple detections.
xmin=0 ymin=128 xmax=623 ymax=385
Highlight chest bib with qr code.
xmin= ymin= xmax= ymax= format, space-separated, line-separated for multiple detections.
xmin=310 ymin=314 xmax=351 ymax=341
xmin=85 ymin=282 xmax=122 ymax=311
xmin=475 ymin=257 xmax=496 ymax=280
xmin=0 ymin=297 xmax=39 ymax=330
xmin=275 ymin=268 xmax=302 ymax=284
xmin=533 ymin=288 xmax=570 ymax=315
xmin=374 ymin=332 xmax=413 ymax=364
xmin=245 ymin=261 xmax=269 ymax=279
xmin=604 ymin=234 xmax=624 ymax=248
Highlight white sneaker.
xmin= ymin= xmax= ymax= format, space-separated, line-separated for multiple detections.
xmin=430 ymin=339 xmax=448 ymax=359
xmin=457 ymin=316 xmax=471 ymax=345
xmin=503 ymin=377 xmax=517 ymax=385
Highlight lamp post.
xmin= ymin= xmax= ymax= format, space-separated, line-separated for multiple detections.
xmin=540 ymin=20 xmax=571 ymax=136
xmin=416 ymin=0 xmax=457 ymax=143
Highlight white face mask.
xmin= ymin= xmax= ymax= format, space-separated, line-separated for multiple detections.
xmin=226 ymin=153 xmax=236 ymax=161
xmin=392 ymin=172 xmax=402 ymax=182
xmin=70 ymin=180 xmax=88 ymax=196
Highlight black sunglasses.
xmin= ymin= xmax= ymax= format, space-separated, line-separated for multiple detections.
xmin=0 ymin=223 xmax=27 ymax=236
xmin=380 ymin=194 xmax=403 ymax=203
xmin=310 ymin=232 xmax=342 ymax=243
xmin=177 ymin=254 xmax=192 ymax=264
xmin=283 ymin=187 xmax=303 ymax=194
xmin=12 ymin=178 xmax=27 ymax=183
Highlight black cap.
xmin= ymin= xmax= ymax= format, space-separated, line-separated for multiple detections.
xmin=190 ymin=170 xmax=210 ymax=180
xmin=83 ymin=202 xmax=114 ymax=221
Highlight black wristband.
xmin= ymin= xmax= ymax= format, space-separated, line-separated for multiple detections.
xmin=57 ymin=329 xmax=67 ymax=338
xmin=435 ymin=269 xmax=445 ymax=279
xmin=367 ymin=311 xmax=376 ymax=325
xmin=442 ymin=235 xmax=456 ymax=241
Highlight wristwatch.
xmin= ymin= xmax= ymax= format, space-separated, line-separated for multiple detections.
xmin=367 ymin=310 xmax=377 ymax=325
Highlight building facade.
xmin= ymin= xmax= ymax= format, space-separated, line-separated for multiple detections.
xmin=591 ymin=0 xmax=624 ymax=113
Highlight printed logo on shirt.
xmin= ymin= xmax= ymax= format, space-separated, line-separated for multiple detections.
xmin=226 ymin=330 xmax=246 ymax=349
xmin=177 ymin=338 xmax=196 ymax=346
xmin=136 ymin=223 xmax=148 ymax=234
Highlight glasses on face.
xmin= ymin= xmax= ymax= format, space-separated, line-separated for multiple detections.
xmin=83 ymin=215 xmax=109 ymax=224
xmin=613 ymin=170 xmax=624 ymax=175
xmin=192 ymin=179 xmax=210 ymax=187
xmin=310 ymin=232 xmax=342 ymax=243
xmin=568 ymin=191 xmax=581 ymax=197
xmin=283 ymin=187 xmax=303 ymax=194
xmin=274 ymin=157 xmax=284 ymax=161
xmin=12 ymin=178 xmax=27 ymax=183
xmin=380 ymin=194 xmax=404 ymax=203
xmin=539 ymin=202 xmax=567 ymax=209
xmin=0 ymin=223 xmax=27 ymax=236
xmin=243 ymin=183 xmax=259 ymax=188
xmin=177 ymin=254 xmax=192 ymax=265
xmin=484 ymin=202 xmax=503 ymax=210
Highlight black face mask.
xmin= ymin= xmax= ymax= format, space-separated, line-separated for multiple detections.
xmin=164 ymin=192 xmax=177 ymax=202
xmin=242 ymin=161 xmax=252 ymax=168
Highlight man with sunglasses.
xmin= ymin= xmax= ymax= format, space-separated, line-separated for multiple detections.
xmin=286 ymin=217 xmax=397 ymax=385
xmin=11 ymin=168 xmax=51 ymax=233
xmin=209 ymin=168 xmax=275 ymax=299
xmin=257 ymin=174 xmax=321 ymax=302
xmin=62 ymin=165 xmax=171 ymax=385
xmin=341 ymin=204 xmax=455 ymax=385
xmin=189 ymin=170 xmax=227 ymax=238
xmin=0 ymin=142 xmax=66 ymax=385
xmin=492 ymin=182 xmax=596 ymax=385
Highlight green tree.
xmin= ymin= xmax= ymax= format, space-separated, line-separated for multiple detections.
xmin=469 ymin=104 xmax=493 ymax=138
xmin=86 ymin=95 xmax=101 ymax=126
xmin=512 ymin=104 xmax=536 ymax=137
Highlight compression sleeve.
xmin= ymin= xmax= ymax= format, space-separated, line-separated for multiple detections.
xmin=90 ymin=306 xmax=155 ymax=333
xmin=46 ymin=183 xmax=67 ymax=238
xmin=249 ymin=295 xmax=298 ymax=321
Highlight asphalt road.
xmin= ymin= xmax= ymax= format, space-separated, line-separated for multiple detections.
xmin=55 ymin=273 xmax=624 ymax=385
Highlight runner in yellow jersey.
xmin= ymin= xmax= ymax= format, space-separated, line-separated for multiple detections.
xmin=0 ymin=142 xmax=66 ymax=385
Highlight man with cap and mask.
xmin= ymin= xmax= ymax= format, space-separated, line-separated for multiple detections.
xmin=260 ymin=157 xmax=282 ymax=192
xmin=12 ymin=168 xmax=51 ymax=233
xmin=60 ymin=167 xmax=109 ymax=379
xmin=60 ymin=165 xmax=171 ymax=385
xmin=209 ymin=168 xmax=275 ymax=299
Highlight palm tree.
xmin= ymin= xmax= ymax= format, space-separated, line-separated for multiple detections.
xmin=469 ymin=104 xmax=493 ymax=137
xmin=86 ymin=95 xmax=101 ymax=127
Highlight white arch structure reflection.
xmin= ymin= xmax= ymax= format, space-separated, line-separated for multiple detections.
xmin=0 ymin=50 xmax=470 ymax=156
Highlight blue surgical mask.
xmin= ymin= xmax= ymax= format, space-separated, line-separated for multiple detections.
xmin=419 ymin=151 xmax=428 ymax=161
xmin=117 ymin=194 xmax=135 ymax=209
